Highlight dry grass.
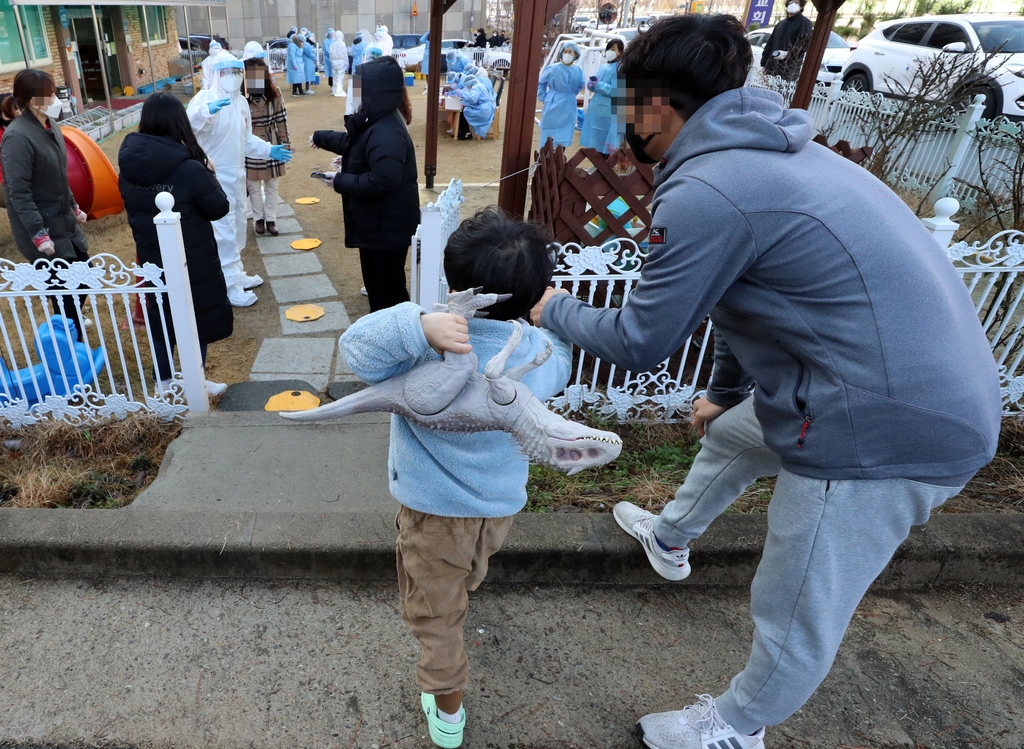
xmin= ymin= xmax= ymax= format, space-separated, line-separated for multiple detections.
xmin=527 ymin=416 xmax=1024 ymax=515
xmin=0 ymin=413 xmax=180 ymax=508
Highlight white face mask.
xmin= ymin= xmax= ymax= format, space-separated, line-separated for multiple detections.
xmin=221 ymin=73 xmax=243 ymax=94
xmin=43 ymin=98 xmax=62 ymax=118
xmin=561 ymin=52 xmax=575 ymax=64
xmin=605 ymin=49 xmax=618 ymax=61
xmin=787 ymin=3 xmax=800 ymax=12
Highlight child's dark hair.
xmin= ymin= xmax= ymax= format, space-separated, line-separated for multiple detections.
xmin=443 ymin=207 xmax=555 ymax=322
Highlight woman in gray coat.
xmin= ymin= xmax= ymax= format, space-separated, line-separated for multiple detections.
xmin=1 ymin=69 xmax=90 ymax=339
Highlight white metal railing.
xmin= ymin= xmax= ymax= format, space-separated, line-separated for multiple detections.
xmin=0 ymin=192 xmax=208 ymax=428
xmin=412 ymin=178 xmax=464 ymax=310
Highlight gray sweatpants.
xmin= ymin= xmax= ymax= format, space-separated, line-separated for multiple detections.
xmin=653 ymin=397 xmax=962 ymax=734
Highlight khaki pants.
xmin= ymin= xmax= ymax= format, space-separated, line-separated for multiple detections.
xmin=396 ymin=505 xmax=513 ymax=695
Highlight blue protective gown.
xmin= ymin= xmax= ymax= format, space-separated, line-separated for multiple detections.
xmin=420 ymin=31 xmax=430 ymax=76
xmin=303 ymin=42 xmax=317 ymax=83
xmin=324 ymin=34 xmax=334 ymax=78
xmin=580 ymin=61 xmax=621 ymax=153
xmin=286 ymin=42 xmax=305 ymax=85
xmin=447 ymin=51 xmax=469 ymax=74
xmin=538 ymin=61 xmax=585 ymax=148
xmin=458 ymin=77 xmax=496 ymax=137
xmin=349 ymin=34 xmax=369 ymax=71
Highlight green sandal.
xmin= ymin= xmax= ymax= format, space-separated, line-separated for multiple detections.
xmin=420 ymin=692 xmax=466 ymax=748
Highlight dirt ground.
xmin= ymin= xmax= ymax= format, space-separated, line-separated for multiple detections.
xmin=0 ymin=84 xmax=552 ymax=385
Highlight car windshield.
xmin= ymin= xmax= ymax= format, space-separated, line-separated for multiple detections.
xmin=970 ymin=20 xmax=1024 ymax=53
xmin=827 ymin=31 xmax=849 ymax=48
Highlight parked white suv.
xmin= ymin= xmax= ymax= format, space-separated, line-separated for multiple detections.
xmin=841 ymin=15 xmax=1024 ymax=120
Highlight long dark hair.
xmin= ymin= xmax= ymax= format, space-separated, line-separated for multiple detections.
xmin=139 ymin=92 xmax=211 ymax=167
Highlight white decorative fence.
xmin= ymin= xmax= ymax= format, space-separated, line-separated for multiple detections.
xmin=749 ymin=74 xmax=1023 ymax=210
xmin=0 ymin=192 xmax=209 ymax=428
xmin=411 ymin=178 xmax=464 ymax=311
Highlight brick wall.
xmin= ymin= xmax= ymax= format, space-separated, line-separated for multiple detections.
xmin=119 ymin=6 xmax=181 ymax=91
xmin=0 ymin=9 xmax=66 ymax=94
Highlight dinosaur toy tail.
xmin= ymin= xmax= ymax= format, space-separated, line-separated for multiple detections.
xmin=278 ymin=385 xmax=385 ymax=422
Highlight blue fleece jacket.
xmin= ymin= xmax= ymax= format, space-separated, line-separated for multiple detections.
xmin=541 ymin=87 xmax=1001 ymax=485
xmin=340 ymin=302 xmax=573 ymax=517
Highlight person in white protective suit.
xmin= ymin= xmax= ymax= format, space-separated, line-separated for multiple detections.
xmin=187 ymin=51 xmax=294 ymax=307
xmin=330 ymin=31 xmax=349 ymax=97
xmin=200 ymin=40 xmax=223 ymax=90
xmin=374 ymin=25 xmax=394 ymax=57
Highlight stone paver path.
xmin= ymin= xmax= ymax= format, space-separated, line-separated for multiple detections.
xmin=247 ymin=199 xmax=357 ymax=394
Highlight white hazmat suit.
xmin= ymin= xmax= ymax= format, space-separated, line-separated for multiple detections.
xmin=330 ymin=31 xmax=348 ymax=97
xmin=187 ymin=51 xmax=293 ymax=307
xmin=200 ymin=40 xmax=223 ymax=90
xmin=374 ymin=25 xmax=394 ymax=57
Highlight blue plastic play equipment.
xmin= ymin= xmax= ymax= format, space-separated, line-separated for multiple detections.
xmin=0 ymin=316 xmax=106 ymax=406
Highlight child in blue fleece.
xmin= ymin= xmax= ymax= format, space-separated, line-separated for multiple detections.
xmin=338 ymin=208 xmax=572 ymax=748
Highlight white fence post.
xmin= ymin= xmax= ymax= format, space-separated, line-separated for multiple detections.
xmin=921 ymin=196 xmax=961 ymax=250
xmin=153 ymin=191 xmax=209 ymax=413
xmin=418 ymin=207 xmax=444 ymax=310
xmin=929 ymin=95 xmax=985 ymax=206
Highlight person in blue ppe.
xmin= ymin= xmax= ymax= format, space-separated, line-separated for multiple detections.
xmin=187 ymin=51 xmax=294 ymax=307
xmin=303 ymin=31 xmax=318 ymax=94
xmin=349 ymin=30 xmax=371 ymax=72
xmin=538 ymin=41 xmax=585 ymax=148
xmin=456 ymin=72 xmax=495 ymax=139
xmin=324 ymin=29 xmax=335 ymax=87
xmin=580 ymin=39 xmax=624 ymax=154
xmin=286 ymin=34 xmax=306 ymax=96
xmin=419 ymin=31 xmax=430 ymax=77
xmin=446 ymin=49 xmax=469 ymax=75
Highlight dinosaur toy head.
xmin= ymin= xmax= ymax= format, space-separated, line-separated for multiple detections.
xmin=509 ymin=397 xmax=622 ymax=475
xmin=546 ymin=423 xmax=623 ymax=476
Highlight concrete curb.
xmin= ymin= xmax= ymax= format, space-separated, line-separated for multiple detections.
xmin=1 ymin=509 xmax=1022 ymax=587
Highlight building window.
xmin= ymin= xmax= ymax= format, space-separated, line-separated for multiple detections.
xmin=0 ymin=1 xmax=53 ymax=70
xmin=139 ymin=5 xmax=166 ymax=45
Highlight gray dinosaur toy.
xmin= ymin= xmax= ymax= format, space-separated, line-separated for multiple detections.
xmin=281 ymin=289 xmax=622 ymax=475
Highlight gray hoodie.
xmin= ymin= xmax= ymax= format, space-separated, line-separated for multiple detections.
xmin=541 ymin=87 xmax=1001 ymax=484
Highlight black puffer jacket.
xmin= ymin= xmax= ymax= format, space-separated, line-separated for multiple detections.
xmin=118 ymin=133 xmax=233 ymax=345
xmin=312 ymin=56 xmax=420 ymax=251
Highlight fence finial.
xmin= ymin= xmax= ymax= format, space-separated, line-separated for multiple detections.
xmin=155 ymin=191 xmax=175 ymax=215
xmin=922 ymin=197 xmax=961 ymax=250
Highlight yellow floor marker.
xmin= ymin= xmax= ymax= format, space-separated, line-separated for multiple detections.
xmin=285 ymin=304 xmax=325 ymax=322
xmin=290 ymin=238 xmax=322 ymax=251
xmin=295 ymin=197 xmax=321 ymax=205
xmin=265 ymin=390 xmax=321 ymax=412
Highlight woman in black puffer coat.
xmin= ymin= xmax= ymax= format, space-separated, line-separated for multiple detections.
xmin=118 ymin=92 xmax=232 ymax=390
xmin=311 ymin=56 xmax=419 ymax=312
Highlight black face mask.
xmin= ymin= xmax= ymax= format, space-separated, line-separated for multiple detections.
xmin=624 ymin=123 xmax=658 ymax=164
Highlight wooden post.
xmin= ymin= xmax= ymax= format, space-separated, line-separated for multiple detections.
xmin=424 ymin=0 xmax=445 ymax=188
xmin=791 ymin=0 xmax=843 ymax=110
xmin=497 ymin=0 xmax=558 ymax=217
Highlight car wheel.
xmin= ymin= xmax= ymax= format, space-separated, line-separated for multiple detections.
xmin=842 ymin=72 xmax=870 ymax=93
xmin=960 ymin=85 xmax=999 ymax=120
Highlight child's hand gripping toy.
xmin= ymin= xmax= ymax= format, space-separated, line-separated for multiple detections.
xmin=281 ymin=289 xmax=623 ymax=475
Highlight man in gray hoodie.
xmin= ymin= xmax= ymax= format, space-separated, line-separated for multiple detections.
xmin=531 ymin=14 xmax=1001 ymax=749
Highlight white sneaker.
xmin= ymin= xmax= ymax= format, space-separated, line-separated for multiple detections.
xmin=82 ymin=318 xmax=94 ymax=329
xmin=637 ymin=694 xmax=765 ymax=749
xmin=613 ymin=501 xmax=691 ymax=581
xmin=242 ymin=273 xmax=264 ymax=290
xmin=205 ymin=380 xmax=228 ymax=397
xmin=359 ymin=286 xmax=368 ymax=296
xmin=156 ymin=378 xmax=175 ymax=394
xmin=228 ymin=287 xmax=258 ymax=307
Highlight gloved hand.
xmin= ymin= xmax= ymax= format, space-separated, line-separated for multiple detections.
xmin=320 ymin=171 xmax=337 ymax=185
xmin=586 ymin=79 xmax=597 ymax=91
xmin=33 ymin=233 xmax=55 ymax=256
xmin=74 ymin=208 xmax=88 ymax=225
xmin=331 ymin=155 xmax=344 ymax=170
xmin=772 ymin=50 xmax=788 ymax=60
xmin=270 ymin=144 xmax=293 ymax=162
xmin=309 ymin=134 xmax=319 ymax=149
xmin=207 ymin=97 xmax=231 ymax=115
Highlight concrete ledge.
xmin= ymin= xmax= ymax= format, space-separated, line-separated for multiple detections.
xmin=1 ymin=509 xmax=1022 ymax=588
